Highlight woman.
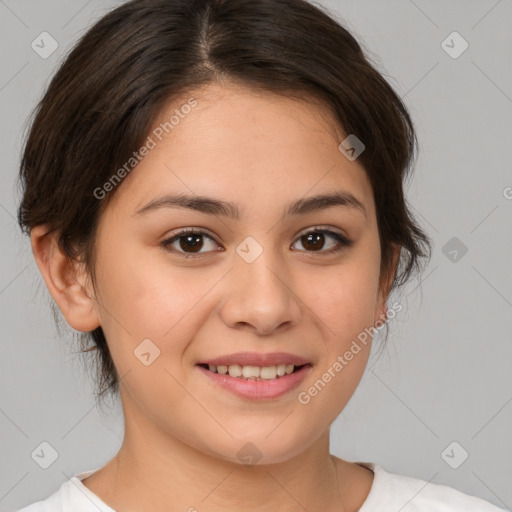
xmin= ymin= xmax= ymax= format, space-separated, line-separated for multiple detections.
xmin=15 ymin=0 xmax=505 ymax=510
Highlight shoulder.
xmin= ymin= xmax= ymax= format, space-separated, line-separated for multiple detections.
xmin=15 ymin=468 xmax=114 ymax=512
xmin=357 ymin=462 xmax=507 ymax=512
xmin=16 ymin=494 xmax=60 ymax=511
xmin=15 ymin=484 xmax=64 ymax=512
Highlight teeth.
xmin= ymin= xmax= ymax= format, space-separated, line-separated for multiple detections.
xmin=242 ymin=365 xmax=260 ymax=378
xmin=260 ymin=366 xmax=277 ymax=379
xmin=228 ymin=364 xmax=243 ymax=377
xmin=205 ymin=363 xmax=299 ymax=380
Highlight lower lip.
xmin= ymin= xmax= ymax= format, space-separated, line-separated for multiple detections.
xmin=196 ymin=364 xmax=311 ymax=400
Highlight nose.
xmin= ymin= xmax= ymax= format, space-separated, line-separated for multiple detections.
xmin=218 ymin=243 xmax=302 ymax=336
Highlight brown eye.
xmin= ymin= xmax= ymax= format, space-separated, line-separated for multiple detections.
xmin=292 ymin=229 xmax=352 ymax=254
xmin=161 ymin=229 xmax=220 ymax=256
xmin=178 ymin=233 xmax=204 ymax=253
xmin=161 ymin=227 xmax=352 ymax=259
xmin=301 ymin=232 xmax=326 ymax=251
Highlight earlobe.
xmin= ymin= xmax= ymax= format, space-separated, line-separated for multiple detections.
xmin=30 ymin=225 xmax=101 ymax=332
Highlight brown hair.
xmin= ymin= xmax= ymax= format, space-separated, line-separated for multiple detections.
xmin=17 ymin=0 xmax=432 ymax=405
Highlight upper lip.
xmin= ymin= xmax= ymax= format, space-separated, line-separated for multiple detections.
xmin=198 ymin=352 xmax=311 ymax=367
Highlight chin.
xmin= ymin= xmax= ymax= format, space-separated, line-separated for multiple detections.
xmin=200 ymin=431 xmax=314 ymax=467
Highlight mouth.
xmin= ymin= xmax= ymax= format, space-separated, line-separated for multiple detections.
xmin=196 ymin=362 xmax=310 ymax=381
xmin=195 ymin=354 xmax=312 ymax=400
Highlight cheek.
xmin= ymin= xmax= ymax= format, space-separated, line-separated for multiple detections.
xmin=305 ymin=249 xmax=381 ymax=342
xmin=94 ymin=241 xmax=216 ymax=340
xmin=92 ymin=250 xmax=214 ymax=413
xmin=296 ymin=245 xmax=379 ymax=409
xmin=90 ymin=244 xmax=225 ymax=402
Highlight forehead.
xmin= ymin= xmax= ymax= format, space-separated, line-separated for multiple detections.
xmin=158 ymin=82 xmax=346 ymax=161
xmin=106 ymin=81 xmax=375 ymax=221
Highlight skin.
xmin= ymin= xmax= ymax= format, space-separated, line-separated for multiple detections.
xmin=31 ymin=80 xmax=400 ymax=512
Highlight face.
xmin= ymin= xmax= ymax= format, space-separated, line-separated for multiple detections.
xmin=89 ymin=81 xmax=391 ymax=465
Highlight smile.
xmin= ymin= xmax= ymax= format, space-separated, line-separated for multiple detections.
xmin=196 ymin=362 xmax=312 ymax=400
xmin=198 ymin=363 xmax=305 ymax=380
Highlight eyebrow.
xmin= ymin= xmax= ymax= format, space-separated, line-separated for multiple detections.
xmin=134 ymin=191 xmax=367 ymax=220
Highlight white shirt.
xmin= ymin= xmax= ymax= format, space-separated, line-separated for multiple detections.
xmin=16 ymin=461 xmax=507 ymax=511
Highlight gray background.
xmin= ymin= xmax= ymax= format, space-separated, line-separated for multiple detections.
xmin=1 ymin=0 xmax=511 ymax=510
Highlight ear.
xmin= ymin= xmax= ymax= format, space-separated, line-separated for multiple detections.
xmin=374 ymin=243 xmax=401 ymax=325
xmin=30 ymin=225 xmax=101 ymax=332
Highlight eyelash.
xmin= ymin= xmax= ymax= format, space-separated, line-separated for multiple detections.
xmin=161 ymin=227 xmax=353 ymax=259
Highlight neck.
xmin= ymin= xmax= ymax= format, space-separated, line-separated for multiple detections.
xmin=86 ymin=395 xmax=351 ymax=512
